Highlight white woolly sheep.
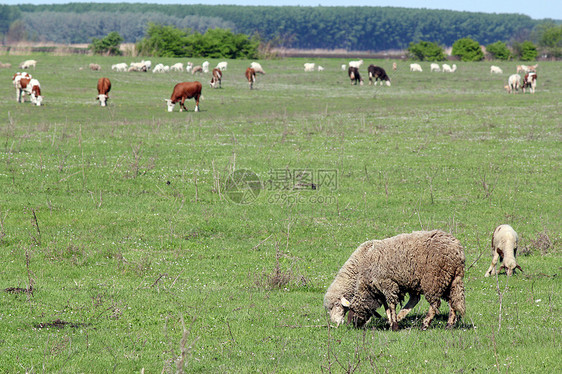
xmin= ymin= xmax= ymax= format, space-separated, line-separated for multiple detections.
xmin=324 ymin=230 xmax=466 ymax=331
xmin=430 ymin=63 xmax=440 ymax=72
xmin=202 ymin=61 xmax=210 ymax=73
xmin=349 ymin=59 xmax=363 ymax=68
xmin=89 ymin=63 xmax=101 ymax=71
xmin=485 ymin=224 xmax=522 ymax=277
xmin=19 ymin=59 xmax=37 ymax=69
xmin=304 ymin=62 xmax=315 ymax=72
xmin=216 ymin=61 xmax=228 ymax=71
xmin=506 ymin=74 xmax=521 ymax=93
xmin=170 ymin=62 xmax=184 ymax=72
xmin=341 ymin=64 xmax=347 ymax=71
xmin=442 ymin=64 xmax=457 ymax=73
xmin=250 ymin=61 xmax=265 ymax=74
xmin=185 ymin=62 xmax=193 ymax=73
xmin=317 ymin=65 xmax=324 ymax=71
xmin=112 ymin=63 xmax=127 ymax=72
xmin=490 ymin=65 xmax=503 ymax=74
xmin=410 ymin=63 xmax=423 ymax=72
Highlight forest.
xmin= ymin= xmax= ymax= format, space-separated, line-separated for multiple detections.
xmin=0 ymin=3 xmax=553 ymax=50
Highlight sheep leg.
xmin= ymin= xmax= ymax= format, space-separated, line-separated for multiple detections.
xmin=484 ymin=250 xmax=500 ymax=277
xmin=422 ymin=299 xmax=441 ymax=330
xmin=446 ymin=300 xmax=458 ymax=329
xmin=396 ymin=293 xmax=421 ymax=322
xmin=387 ymin=303 xmax=399 ymax=331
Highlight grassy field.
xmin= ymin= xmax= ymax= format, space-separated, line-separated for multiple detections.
xmin=0 ymin=54 xmax=560 ymax=373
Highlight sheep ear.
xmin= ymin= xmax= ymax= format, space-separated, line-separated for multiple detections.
xmin=341 ymin=297 xmax=350 ymax=307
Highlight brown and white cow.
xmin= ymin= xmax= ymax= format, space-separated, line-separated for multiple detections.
xmin=16 ymin=77 xmax=42 ymax=105
xmin=522 ymin=72 xmax=537 ymax=94
xmin=210 ymin=68 xmax=222 ymax=89
xmin=165 ymin=81 xmax=202 ymax=112
xmin=245 ymin=67 xmax=256 ymax=89
xmin=96 ymin=77 xmax=111 ymax=106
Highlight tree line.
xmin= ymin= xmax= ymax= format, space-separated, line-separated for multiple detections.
xmin=1 ymin=4 xmax=560 ymax=58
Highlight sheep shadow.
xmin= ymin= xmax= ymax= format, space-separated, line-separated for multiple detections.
xmin=361 ymin=312 xmax=473 ymax=331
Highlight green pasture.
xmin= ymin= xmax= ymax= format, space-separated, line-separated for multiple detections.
xmin=0 ymin=54 xmax=560 ymax=373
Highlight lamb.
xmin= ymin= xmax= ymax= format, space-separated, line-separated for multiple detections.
xmin=19 ymin=59 xmax=37 ymax=69
xmin=442 ymin=64 xmax=457 ymax=73
xmin=485 ymin=225 xmax=522 ymax=277
xmin=409 ymin=63 xmax=423 ymax=72
xmin=324 ymin=230 xmax=466 ymax=331
xmin=506 ymin=74 xmax=521 ymax=93
xmin=430 ymin=63 xmax=441 ymax=72
xmin=490 ymin=65 xmax=503 ymax=74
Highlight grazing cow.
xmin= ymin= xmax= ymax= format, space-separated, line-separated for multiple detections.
xmin=245 ymin=67 xmax=256 ymax=89
xmin=202 ymin=61 xmax=210 ymax=73
xmin=16 ymin=77 xmax=42 ymax=105
xmin=410 ymin=63 xmax=423 ymax=72
xmin=19 ymin=60 xmax=37 ymax=69
xmin=165 ymin=81 xmax=202 ymax=112
xmin=442 ymin=64 xmax=457 ymax=73
xmin=210 ymin=68 xmax=222 ymax=89
xmin=89 ymin=63 xmax=101 ymax=71
xmin=216 ymin=61 xmax=228 ymax=71
xmin=430 ymin=63 xmax=441 ymax=72
xmin=96 ymin=77 xmax=111 ymax=106
xmin=170 ymin=62 xmax=184 ymax=72
xmin=250 ymin=62 xmax=265 ymax=74
xmin=490 ymin=65 xmax=503 ymax=74
xmin=506 ymin=74 xmax=521 ymax=93
xmin=304 ymin=63 xmax=315 ymax=72
xmin=192 ymin=66 xmax=203 ymax=75
xmin=367 ymin=65 xmax=391 ymax=86
xmin=522 ymin=72 xmax=537 ymax=94
xmin=348 ymin=66 xmax=363 ymax=85
xmin=13 ymin=72 xmax=31 ymax=101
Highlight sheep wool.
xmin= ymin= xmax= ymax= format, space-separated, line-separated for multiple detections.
xmin=325 ymin=230 xmax=466 ymax=330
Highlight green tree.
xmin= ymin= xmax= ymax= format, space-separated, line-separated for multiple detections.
xmin=407 ymin=41 xmax=446 ymax=61
xmin=535 ymin=22 xmax=562 ymax=58
xmin=0 ymin=5 xmax=21 ymax=36
xmin=90 ymin=31 xmax=123 ymax=55
xmin=486 ymin=41 xmax=511 ymax=60
xmin=136 ymin=23 xmax=188 ymax=57
xmin=512 ymin=40 xmax=538 ymax=61
xmin=452 ymin=38 xmax=484 ymax=61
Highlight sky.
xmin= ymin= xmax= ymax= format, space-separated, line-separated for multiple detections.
xmin=3 ymin=1 xmax=560 ymax=20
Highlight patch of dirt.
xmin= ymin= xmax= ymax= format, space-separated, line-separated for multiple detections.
xmin=34 ymin=319 xmax=88 ymax=329
xmin=4 ymin=286 xmax=33 ymax=294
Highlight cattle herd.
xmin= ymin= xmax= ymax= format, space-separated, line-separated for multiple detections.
xmin=9 ymin=59 xmax=539 ymax=111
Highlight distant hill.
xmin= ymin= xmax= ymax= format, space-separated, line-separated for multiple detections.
xmin=5 ymin=4 xmax=547 ymax=50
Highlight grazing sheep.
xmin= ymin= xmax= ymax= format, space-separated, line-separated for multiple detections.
xmin=191 ymin=65 xmax=203 ymax=75
xmin=185 ymin=61 xmax=193 ymax=73
xmin=348 ymin=66 xmax=363 ymax=85
xmin=325 ymin=230 xmax=466 ymax=331
xmin=317 ymin=65 xmax=324 ymax=71
xmin=490 ymin=65 xmax=503 ymax=74
xmin=202 ymin=61 xmax=210 ymax=73
xmin=442 ymin=64 xmax=457 ymax=73
xmin=170 ymin=62 xmax=184 ymax=72
xmin=410 ymin=63 xmax=423 ymax=72
xmin=89 ymin=63 xmax=101 ymax=71
xmin=304 ymin=62 xmax=315 ymax=72
xmin=517 ymin=64 xmax=537 ymax=74
xmin=216 ymin=61 xmax=228 ymax=71
xmin=19 ymin=59 xmax=37 ymax=69
xmin=349 ymin=59 xmax=363 ymax=68
xmin=152 ymin=63 xmax=165 ymax=73
xmin=0 ymin=62 xmax=12 ymax=69
xmin=250 ymin=62 xmax=265 ymax=74
xmin=341 ymin=64 xmax=347 ymax=71
xmin=430 ymin=63 xmax=441 ymax=72
xmin=112 ymin=63 xmax=128 ymax=72
xmin=485 ymin=224 xmax=522 ymax=277
xmin=506 ymin=74 xmax=521 ymax=93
